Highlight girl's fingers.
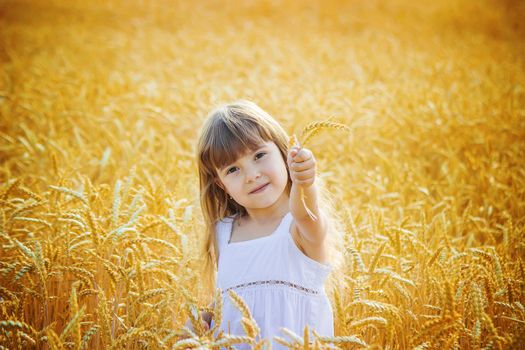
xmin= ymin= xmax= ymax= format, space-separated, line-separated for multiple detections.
xmin=287 ymin=148 xmax=299 ymax=165
xmin=293 ymin=168 xmax=315 ymax=181
xmin=293 ymin=148 xmax=312 ymax=162
xmin=290 ymin=158 xmax=314 ymax=172
xmin=288 ymin=146 xmax=300 ymax=158
xmin=291 ymin=146 xmax=300 ymax=155
xmin=294 ymin=177 xmax=315 ymax=186
xmin=288 ymin=147 xmax=313 ymax=162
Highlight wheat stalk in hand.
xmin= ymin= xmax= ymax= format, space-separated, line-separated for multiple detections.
xmin=289 ymin=120 xmax=352 ymax=221
xmin=288 ymin=134 xmax=318 ymax=221
xmin=301 ymin=121 xmax=351 ymax=147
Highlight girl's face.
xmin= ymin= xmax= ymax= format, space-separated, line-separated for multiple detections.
xmin=215 ymin=141 xmax=289 ymax=211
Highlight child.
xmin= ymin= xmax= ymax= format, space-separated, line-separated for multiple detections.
xmin=192 ymin=100 xmax=344 ymax=348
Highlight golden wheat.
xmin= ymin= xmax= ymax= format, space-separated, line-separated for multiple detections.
xmin=300 ymin=121 xmax=352 ymax=147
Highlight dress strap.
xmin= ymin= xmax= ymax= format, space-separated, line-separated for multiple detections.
xmin=215 ymin=216 xmax=234 ymax=252
xmin=218 ymin=212 xmax=292 ymax=247
xmin=276 ymin=212 xmax=294 ymax=237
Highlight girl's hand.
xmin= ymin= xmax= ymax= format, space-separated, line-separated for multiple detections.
xmin=287 ymin=146 xmax=316 ymax=188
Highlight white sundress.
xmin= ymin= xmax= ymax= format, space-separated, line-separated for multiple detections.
xmin=210 ymin=211 xmax=334 ymax=349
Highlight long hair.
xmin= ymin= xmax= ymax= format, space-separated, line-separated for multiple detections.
xmin=195 ymin=100 xmax=345 ymax=300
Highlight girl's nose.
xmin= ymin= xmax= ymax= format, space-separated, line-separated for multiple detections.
xmin=245 ymin=167 xmax=261 ymax=182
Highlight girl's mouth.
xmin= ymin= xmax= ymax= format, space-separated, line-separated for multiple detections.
xmin=249 ymin=183 xmax=269 ymax=194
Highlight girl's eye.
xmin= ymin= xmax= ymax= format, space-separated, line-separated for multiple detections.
xmin=226 ymin=166 xmax=238 ymax=175
xmin=255 ymin=152 xmax=266 ymax=160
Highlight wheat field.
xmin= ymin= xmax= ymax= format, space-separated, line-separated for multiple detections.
xmin=1 ymin=0 xmax=524 ymax=349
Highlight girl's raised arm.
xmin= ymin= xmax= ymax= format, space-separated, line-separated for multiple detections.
xmin=287 ymin=146 xmax=328 ymax=244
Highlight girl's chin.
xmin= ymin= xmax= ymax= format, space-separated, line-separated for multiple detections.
xmin=246 ymin=196 xmax=285 ymax=208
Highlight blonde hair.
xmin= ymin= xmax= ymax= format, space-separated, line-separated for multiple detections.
xmin=196 ymin=100 xmax=345 ymax=301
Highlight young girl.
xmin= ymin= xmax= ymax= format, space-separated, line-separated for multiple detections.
xmin=193 ymin=100 xmax=344 ymax=348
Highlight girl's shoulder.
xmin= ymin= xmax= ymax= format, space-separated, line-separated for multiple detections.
xmin=214 ymin=215 xmax=235 ymax=248
xmin=216 ymin=215 xmax=235 ymax=228
xmin=218 ymin=215 xmax=235 ymax=223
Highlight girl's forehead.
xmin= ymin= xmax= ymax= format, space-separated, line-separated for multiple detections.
xmin=238 ymin=141 xmax=274 ymax=157
xmin=239 ymin=140 xmax=277 ymax=154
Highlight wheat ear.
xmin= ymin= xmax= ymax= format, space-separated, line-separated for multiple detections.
xmin=300 ymin=121 xmax=351 ymax=146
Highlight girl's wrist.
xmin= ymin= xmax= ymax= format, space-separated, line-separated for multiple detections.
xmin=290 ymin=182 xmax=320 ymax=219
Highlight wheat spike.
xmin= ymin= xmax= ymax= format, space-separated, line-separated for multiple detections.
xmin=172 ymin=338 xmax=201 ymax=349
xmin=0 ymin=320 xmax=35 ymax=334
xmin=252 ymin=338 xmax=271 ymax=350
xmin=97 ymin=291 xmax=112 ymax=347
xmin=228 ymin=289 xmax=254 ymax=320
xmin=49 ymin=185 xmax=88 ymax=206
xmin=84 ymin=209 xmax=100 ymax=248
xmin=208 ymin=335 xmax=253 ymax=347
xmin=241 ymin=317 xmax=260 ymax=339
xmin=186 ymin=303 xmax=206 ymax=336
xmin=46 ymin=329 xmax=66 ymax=350
xmin=135 ymin=260 xmax=145 ymax=297
xmin=333 ymin=288 xmax=345 ymax=332
xmin=279 ymin=327 xmax=303 ymax=345
xmin=0 ymin=178 xmax=21 ymax=200
xmin=112 ymin=180 xmax=121 ymax=228
xmin=61 ymin=284 xmax=84 ymax=350
xmin=121 ymin=165 xmax=136 ymax=206
xmin=108 ymin=327 xmax=142 ymax=350
xmin=303 ymin=324 xmax=310 ymax=350
xmin=17 ymin=186 xmax=44 ymax=202
xmin=348 ymin=316 xmax=388 ymax=330
xmin=300 ymin=120 xmax=351 ymax=146
xmin=312 ymin=330 xmax=367 ymax=347
xmin=57 ymin=267 xmax=95 ymax=288
xmin=208 ymin=288 xmax=223 ymax=337
xmin=136 ymin=288 xmax=166 ymax=303
xmin=347 ymin=247 xmax=366 ymax=272
xmin=368 ymin=242 xmax=386 ymax=273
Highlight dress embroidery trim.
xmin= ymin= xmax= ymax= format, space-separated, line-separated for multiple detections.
xmin=223 ymin=279 xmax=320 ymax=295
